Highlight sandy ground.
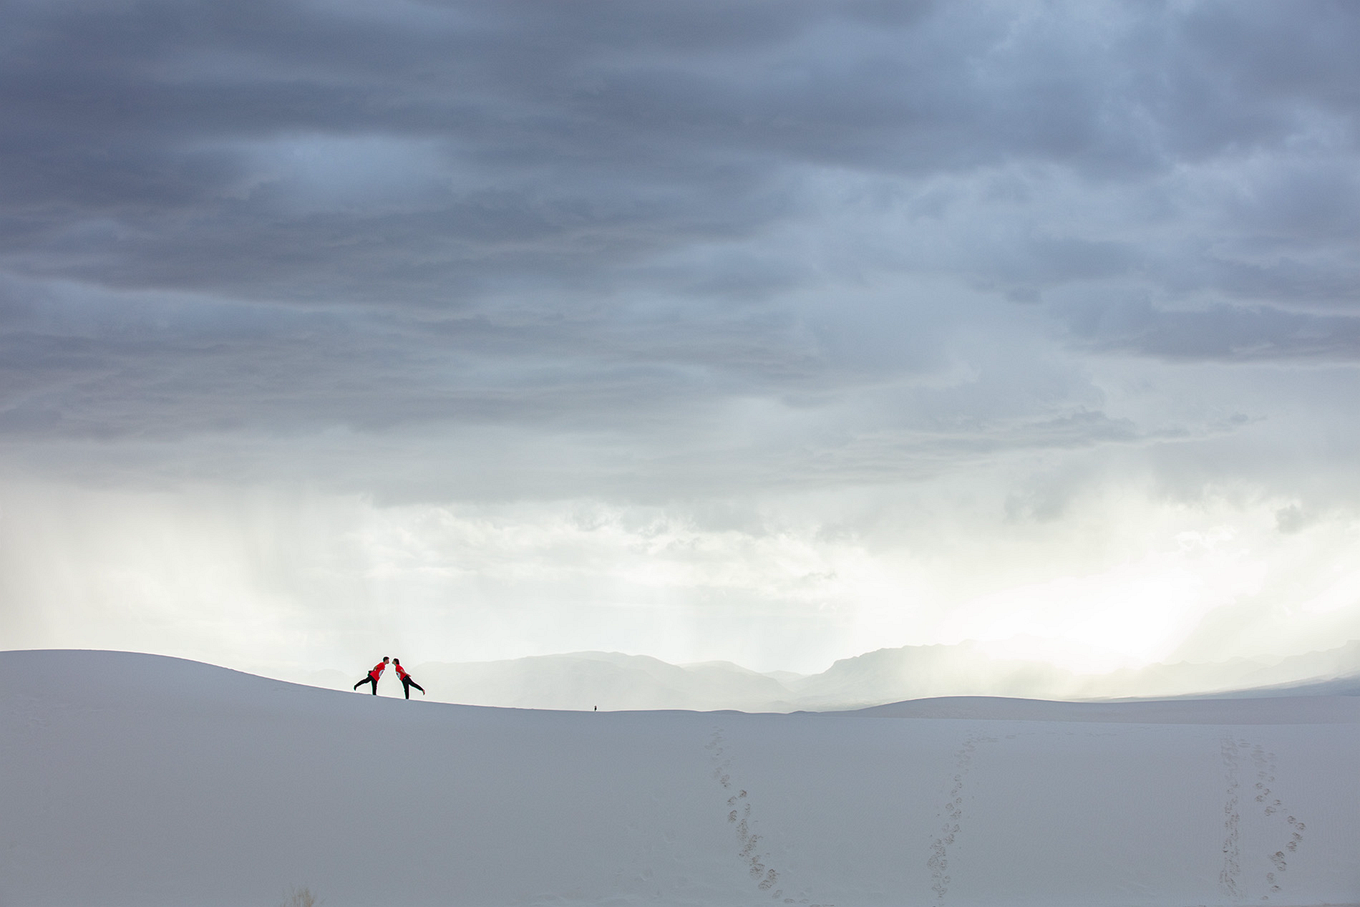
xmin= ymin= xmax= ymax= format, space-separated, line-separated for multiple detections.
xmin=2 ymin=649 xmax=1358 ymax=907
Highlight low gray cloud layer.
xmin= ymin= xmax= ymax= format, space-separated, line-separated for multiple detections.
xmin=4 ymin=2 xmax=1360 ymax=459
xmin=4 ymin=1 xmax=1360 ymax=676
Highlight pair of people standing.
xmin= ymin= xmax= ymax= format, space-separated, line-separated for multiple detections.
xmin=352 ymin=656 xmax=425 ymax=699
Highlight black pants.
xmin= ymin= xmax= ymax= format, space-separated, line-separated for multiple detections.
xmin=354 ymin=675 xmax=379 ymax=694
xmin=401 ymin=677 xmax=424 ymax=699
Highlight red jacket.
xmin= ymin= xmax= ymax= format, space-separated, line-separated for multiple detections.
xmin=369 ymin=662 xmax=387 ymax=680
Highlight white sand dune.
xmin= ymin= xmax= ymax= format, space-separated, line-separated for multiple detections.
xmin=3 ymin=649 xmax=1358 ymax=907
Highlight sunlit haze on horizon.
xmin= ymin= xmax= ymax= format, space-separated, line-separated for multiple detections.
xmin=4 ymin=1 xmax=1360 ymax=688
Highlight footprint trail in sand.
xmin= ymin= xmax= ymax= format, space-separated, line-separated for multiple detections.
xmin=706 ymin=729 xmax=831 ymax=907
xmin=926 ymin=734 xmax=996 ymax=906
xmin=1220 ymin=736 xmax=1308 ymax=901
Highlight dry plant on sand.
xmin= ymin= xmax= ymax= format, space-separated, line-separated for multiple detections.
xmin=280 ymin=886 xmax=320 ymax=907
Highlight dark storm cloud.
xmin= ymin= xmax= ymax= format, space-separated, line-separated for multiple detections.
xmin=1057 ymin=298 xmax=1360 ymax=361
xmin=0 ymin=274 xmax=837 ymax=441
xmin=3 ymin=0 xmax=1359 ymax=481
xmin=4 ymin=0 xmax=1353 ymax=294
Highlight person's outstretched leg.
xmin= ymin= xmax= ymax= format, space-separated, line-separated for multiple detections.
xmin=410 ymin=679 xmax=425 ymax=696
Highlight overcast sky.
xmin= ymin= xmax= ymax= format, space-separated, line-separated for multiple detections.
xmin=3 ymin=0 xmax=1360 ymax=681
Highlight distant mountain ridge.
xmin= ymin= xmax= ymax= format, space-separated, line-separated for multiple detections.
xmin=408 ymin=652 xmax=797 ymax=712
xmin=301 ymin=639 xmax=1360 ymax=711
xmin=793 ymin=639 xmax=1360 ymax=709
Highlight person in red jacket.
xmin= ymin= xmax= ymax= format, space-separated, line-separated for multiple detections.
xmin=392 ymin=658 xmax=424 ymax=699
xmin=353 ymin=657 xmax=389 ymax=694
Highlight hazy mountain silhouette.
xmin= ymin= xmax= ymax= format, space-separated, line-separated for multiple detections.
xmin=301 ymin=640 xmax=1360 ymax=711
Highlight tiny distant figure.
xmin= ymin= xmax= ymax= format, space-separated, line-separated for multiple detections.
xmin=393 ymin=658 xmax=424 ymax=699
xmin=353 ymin=657 xmax=389 ymax=695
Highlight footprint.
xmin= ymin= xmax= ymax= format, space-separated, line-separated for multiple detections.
xmin=1220 ymin=736 xmax=1243 ymax=898
xmin=1250 ymin=746 xmax=1306 ymax=898
xmin=707 ymin=728 xmax=829 ymax=906
xmin=1220 ymin=737 xmax=1309 ymax=901
xmin=927 ymin=735 xmax=994 ymax=905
